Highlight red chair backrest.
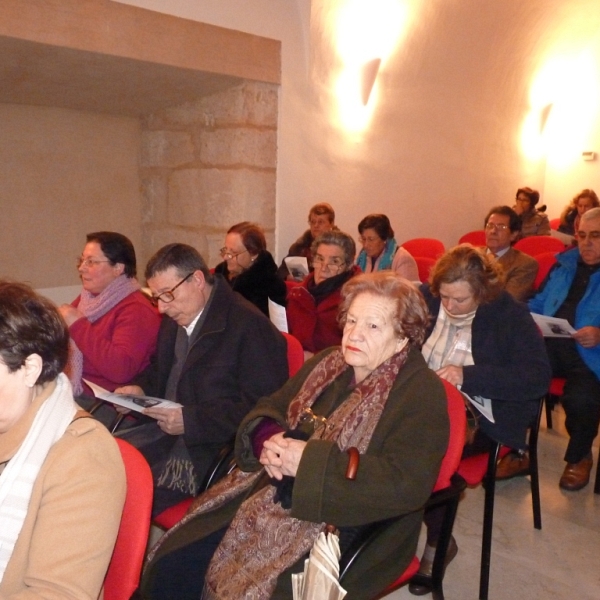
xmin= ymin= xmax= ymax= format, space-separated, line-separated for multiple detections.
xmin=414 ymin=256 xmax=436 ymax=283
xmin=282 ymin=332 xmax=304 ymax=377
xmin=533 ymin=251 xmax=557 ymax=290
xmin=105 ymin=439 xmax=153 ymax=600
xmin=434 ymin=379 xmax=467 ymax=492
xmin=401 ymin=238 xmax=446 ymax=260
xmin=549 ymin=218 xmax=561 ymax=231
xmin=513 ymin=235 xmax=565 ymax=257
xmin=458 ymin=230 xmax=487 ymax=246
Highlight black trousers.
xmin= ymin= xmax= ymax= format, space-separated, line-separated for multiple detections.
xmin=545 ymin=338 xmax=600 ymax=463
xmin=143 ymin=527 xmax=229 ymax=600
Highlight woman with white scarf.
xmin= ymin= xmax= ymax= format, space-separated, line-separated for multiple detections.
xmin=58 ymin=231 xmax=160 ymax=409
xmin=410 ymin=245 xmax=551 ymax=596
xmin=0 ymin=281 xmax=126 ymax=597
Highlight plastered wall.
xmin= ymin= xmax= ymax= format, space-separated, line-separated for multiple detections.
xmin=0 ymin=104 xmax=142 ymax=289
xmin=118 ymin=0 xmax=600 ymax=256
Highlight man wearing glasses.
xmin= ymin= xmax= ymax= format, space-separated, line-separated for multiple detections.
xmin=499 ymin=208 xmax=600 ymax=490
xmin=483 ymin=205 xmax=538 ymax=301
xmin=115 ymin=243 xmax=288 ymax=514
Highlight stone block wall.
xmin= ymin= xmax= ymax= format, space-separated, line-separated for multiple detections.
xmin=139 ymin=80 xmax=278 ymax=271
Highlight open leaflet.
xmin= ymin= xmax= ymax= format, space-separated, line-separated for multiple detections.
xmin=83 ymin=379 xmax=181 ymax=416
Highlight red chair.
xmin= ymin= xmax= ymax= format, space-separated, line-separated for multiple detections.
xmin=401 ymin=238 xmax=446 ymax=260
xmin=533 ymin=251 xmax=557 ymax=290
xmin=549 ymin=218 xmax=561 ymax=230
xmin=456 ymin=397 xmax=544 ymax=600
xmin=340 ymin=379 xmax=467 ymax=600
xmin=104 ymin=439 xmax=153 ymax=600
xmin=282 ymin=332 xmax=305 ymax=376
xmin=459 ymin=230 xmax=487 ymax=246
xmin=514 ymin=235 xmax=565 ymax=257
xmin=414 ymin=256 xmax=436 ymax=283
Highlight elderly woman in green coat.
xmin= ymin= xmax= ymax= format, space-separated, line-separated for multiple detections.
xmin=139 ymin=272 xmax=449 ymax=600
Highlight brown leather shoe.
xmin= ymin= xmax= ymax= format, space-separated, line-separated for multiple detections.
xmin=496 ymin=451 xmax=530 ymax=480
xmin=559 ymin=454 xmax=593 ymax=491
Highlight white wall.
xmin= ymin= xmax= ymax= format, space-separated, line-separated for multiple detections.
xmin=116 ymin=0 xmax=600 ymax=258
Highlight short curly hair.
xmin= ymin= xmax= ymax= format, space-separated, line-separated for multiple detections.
xmin=429 ymin=244 xmax=504 ymax=304
xmin=310 ymin=230 xmax=356 ymax=268
xmin=0 ymin=281 xmax=69 ymax=384
xmin=338 ymin=272 xmax=429 ymax=347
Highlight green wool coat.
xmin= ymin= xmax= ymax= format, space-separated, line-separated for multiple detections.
xmin=142 ymin=346 xmax=449 ymax=600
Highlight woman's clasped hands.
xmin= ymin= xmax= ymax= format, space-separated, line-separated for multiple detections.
xmin=260 ymin=432 xmax=307 ymax=480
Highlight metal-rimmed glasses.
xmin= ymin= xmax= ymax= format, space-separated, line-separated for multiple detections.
xmin=77 ymin=257 xmax=111 ymax=269
xmin=298 ymin=408 xmax=329 ymax=438
xmin=484 ymin=223 xmax=509 ymax=232
xmin=220 ymin=248 xmax=248 ymax=261
xmin=312 ymin=254 xmax=345 ymax=272
xmin=150 ymin=272 xmax=193 ymax=306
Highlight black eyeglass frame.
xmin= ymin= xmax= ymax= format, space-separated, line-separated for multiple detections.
xmin=150 ymin=272 xmax=194 ymax=306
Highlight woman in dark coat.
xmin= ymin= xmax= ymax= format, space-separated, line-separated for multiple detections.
xmin=215 ymin=221 xmax=286 ymax=316
xmin=138 ymin=272 xmax=449 ymax=600
xmin=409 ymin=244 xmax=551 ymax=595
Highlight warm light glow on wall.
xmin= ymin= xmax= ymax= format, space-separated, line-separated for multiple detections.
xmin=333 ymin=0 xmax=409 ymax=133
xmin=521 ymin=50 xmax=600 ymax=167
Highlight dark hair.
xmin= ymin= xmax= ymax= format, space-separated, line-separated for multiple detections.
xmin=358 ymin=214 xmax=394 ymax=241
xmin=86 ymin=231 xmax=137 ymax=278
xmin=0 ymin=281 xmax=69 ymax=384
xmin=516 ymin=187 xmax=540 ymax=209
xmin=309 ymin=203 xmax=335 ymax=224
xmin=227 ymin=222 xmax=267 ymax=256
xmin=429 ymin=245 xmax=504 ymax=305
xmin=145 ymin=243 xmax=214 ymax=284
xmin=484 ymin=205 xmax=522 ymax=233
xmin=338 ymin=272 xmax=429 ymax=347
xmin=311 ymin=230 xmax=356 ymax=267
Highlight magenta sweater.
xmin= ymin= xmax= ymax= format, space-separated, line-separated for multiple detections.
xmin=70 ymin=291 xmax=161 ymax=392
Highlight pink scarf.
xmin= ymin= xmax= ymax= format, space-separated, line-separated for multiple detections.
xmin=66 ymin=275 xmax=140 ymax=394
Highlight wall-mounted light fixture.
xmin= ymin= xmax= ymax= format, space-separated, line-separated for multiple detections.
xmin=361 ymin=58 xmax=382 ymax=105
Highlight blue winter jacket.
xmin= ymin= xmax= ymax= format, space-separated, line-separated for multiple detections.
xmin=528 ymin=247 xmax=600 ymax=379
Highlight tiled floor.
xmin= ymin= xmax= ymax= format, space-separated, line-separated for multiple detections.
xmin=385 ymin=406 xmax=600 ymax=600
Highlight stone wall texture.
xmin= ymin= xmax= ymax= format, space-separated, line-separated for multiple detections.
xmin=140 ymin=80 xmax=278 ymax=269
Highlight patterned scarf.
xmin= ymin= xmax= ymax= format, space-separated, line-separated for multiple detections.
xmin=148 ymin=344 xmax=409 ymax=599
xmin=421 ymin=304 xmax=476 ymax=371
xmin=0 ymin=374 xmax=77 ymax=580
xmin=66 ymin=275 xmax=140 ymax=394
xmin=356 ymin=238 xmax=398 ymax=272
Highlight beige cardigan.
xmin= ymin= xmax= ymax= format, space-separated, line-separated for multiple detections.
xmin=0 ymin=405 xmax=126 ymax=599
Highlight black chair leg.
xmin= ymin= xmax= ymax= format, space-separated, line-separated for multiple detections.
xmin=544 ymin=393 xmax=554 ymax=430
xmin=479 ymin=443 xmax=500 ymax=600
xmin=594 ymin=447 xmax=600 ymax=495
xmin=529 ymin=398 xmax=543 ymax=529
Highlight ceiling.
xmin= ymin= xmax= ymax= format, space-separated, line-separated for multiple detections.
xmin=0 ymin=35 xmax=242 ymax=117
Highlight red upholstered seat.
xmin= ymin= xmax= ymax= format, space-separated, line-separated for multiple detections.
xmin=105 ymin=439 xmax=154 ymax=600
xmin=514 ymin=235 xmax=566 ymax=257
xmin=459 ymin=230 xmax=487 ymax=246
xmin=401 ymin=238 xmax=445 ymax=260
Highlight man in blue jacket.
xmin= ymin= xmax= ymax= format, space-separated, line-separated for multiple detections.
xmin=504 ymin=207 xmax=600 ymax=491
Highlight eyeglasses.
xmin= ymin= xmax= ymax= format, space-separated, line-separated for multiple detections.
xmin=576 ymin=230 xmax=600 ymax=241
xmin=77 ymin=257 xmax=111 ymax=269
xmin=150 ymin=273 xmax=193 ymax=306
xmin=485 ymin=223 xmax=510 ymax=232
xmin=219 ymin=248 xmax=248 ymax=261
xmin=312 ymin=255 xmax=345 ymax=271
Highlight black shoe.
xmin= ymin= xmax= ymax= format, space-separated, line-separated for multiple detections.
xmin=408 ymin=536 xmax=458 ymax=596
